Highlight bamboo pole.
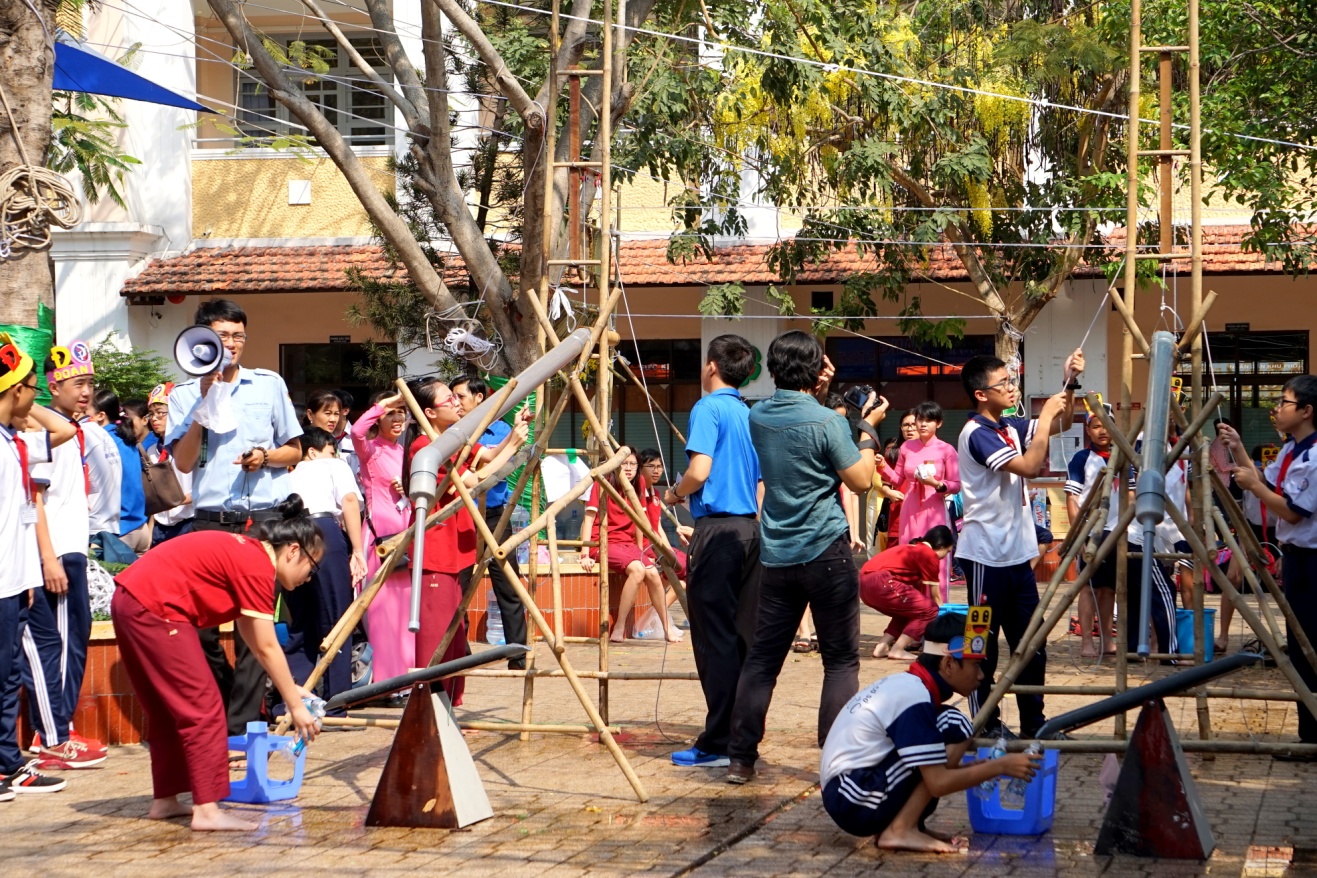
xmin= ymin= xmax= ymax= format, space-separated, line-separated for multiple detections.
xmin=307 ymin=715 xmax=622 ymax=734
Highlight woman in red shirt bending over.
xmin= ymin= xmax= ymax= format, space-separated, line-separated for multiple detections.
xmin=862 ymin=525 xmax=955 ymax=661
xmin=580 ymin=448 xmax=682 ymax=643
xmin=406 ymin=379 xmax=530 ymax=705
xmin=111 ymin=496 xmax=324 ymax=831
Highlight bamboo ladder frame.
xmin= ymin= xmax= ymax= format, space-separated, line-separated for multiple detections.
xmin=971 ymin=0 xmax=1317 ymax=754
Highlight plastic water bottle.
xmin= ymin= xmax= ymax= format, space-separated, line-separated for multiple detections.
xmin=486 ymin=590 xmax=505 ymax=645
xmin=1000 ymin=741 xmax=1042 ymax=810
xmin=568 ymin=508 xmax=580 ymax=540
xmin=511 ymin=505 xmax=531 ymax=565
xmin=277 ymin=696 xmax=326 ymax=762
xmin=976 ymin=736 xmax=1008 ymax=799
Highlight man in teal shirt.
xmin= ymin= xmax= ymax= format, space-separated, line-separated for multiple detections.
xmin=726 ymin=330 xmax=888 ymax=784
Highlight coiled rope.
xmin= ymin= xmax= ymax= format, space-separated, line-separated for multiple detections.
xmin=0 ymin=80 xmax=82 ymax=259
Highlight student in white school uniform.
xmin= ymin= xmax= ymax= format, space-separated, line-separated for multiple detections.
xmin=24 ymin=342 xmax=110 ymax=770
xmin=145 ymin=383 xmax=194 ymax=546
xmin=286 ymin=427 xmax=366 ymax=711
xmin=1220 ymin=375 xmax=1317 ymax=758
xmin=83 ymin=389 xmax=122 ymax=539
xmin=0 ymin=335 xmax=78 ymax=797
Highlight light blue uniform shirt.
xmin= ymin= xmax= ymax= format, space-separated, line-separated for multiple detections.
xmin=165 ymin=368 xmax=303 ymax=513
xmin=749 ymin=390 xmax=860 ymax=567
xmin=481 ymin=419 xmax=513 ymax=508
xmin=684 ymin=387 xmax=760 ymax=519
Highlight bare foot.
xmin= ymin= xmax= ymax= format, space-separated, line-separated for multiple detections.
xmin=609 ymin=634 xmax=626 ymax=644
xmin=147 ymin=797 xmax=193 ymax=820
xmin=887 ymin=648 xmax=919 ymax=661
xmin=1080 ymin=640 xmax=1098 ymax=659
xmin=1103 ymin=642 xmax=1118 ymax=656
xmin=1214 ymin=639 xmax=1228 ymax=654
xmin=919 ymin=824 xmax=961 ymax=843
xmin=876 ymin=825 xmax=963 ymax=853
xmin=872 ymin=642 xmax=891 ymax=659
xmin=666 ymin=631 xmax=684 ymax=643
xmin=190 ymin=804 xmax=257 ymax=832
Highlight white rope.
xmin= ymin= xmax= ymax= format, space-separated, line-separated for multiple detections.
xmin=0 ymin=80 xmax=82 ymax=259
xmin=549 ymin=285 xmax=577 ymax=332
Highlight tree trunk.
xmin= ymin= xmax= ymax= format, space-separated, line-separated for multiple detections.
xmin=0 ymin=0 xmax=57 ymax=327
xmin=994 ymin=317 xmax=1022 ymax=371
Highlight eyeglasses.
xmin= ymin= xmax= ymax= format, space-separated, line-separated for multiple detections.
xmin=981 ymin=377 xmax=1016 ymax=394
xmin=303 ymin=547 xmax=321 ymax=577
xmin=642 ymin=462 xmax=664 ymax=470
xmin=215 ymin=332 xmax=247 ymax=343
xmin=1276 ymin=399 xmax=1304 ymax=411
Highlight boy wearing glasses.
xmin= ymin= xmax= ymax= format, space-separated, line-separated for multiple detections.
xmin=1219 ymin=376 xmax=1317 ymax=757
xmin=166 ymin=298 xmax=303 ymax=735
xmin=956 ymin=350 xmax=1082 ymax=739
xmin=0 ymin=335 xmax=78 ymax=796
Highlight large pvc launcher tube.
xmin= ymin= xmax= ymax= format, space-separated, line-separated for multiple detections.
xmin=1135 ymin=330 xmax=1176 ymax=657
xmin=407 ymin=328 xmax=593 ymax=632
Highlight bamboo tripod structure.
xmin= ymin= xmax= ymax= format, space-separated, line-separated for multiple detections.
xmin=971 ymin=0 xmax=1317 ymax=754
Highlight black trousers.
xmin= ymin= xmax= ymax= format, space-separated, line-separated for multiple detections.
xmin=1284 ymin=545 xmax=1317 ymax=743
xmin=728 ymin=535 xmax=859 ymax=765
xmin=687 ymin=514 xmax=762 ymax=755
xmin=193 ymin=517 xmax=271 ymax=736
xmin=965 ymin=558 xmax=1048 ymax=736
xmin=283 ymin=519 xmax=354 ymax=714
xmin=484 ymin=504 xmax=528 ymax=669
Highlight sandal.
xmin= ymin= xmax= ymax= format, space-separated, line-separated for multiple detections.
xmin=810 ymin=635 xmax=820 ymax=652
xmin=792 ymin=637 xmax=813 ymax=654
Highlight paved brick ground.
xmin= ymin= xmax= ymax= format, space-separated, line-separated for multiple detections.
xmin=6 ymin=592 xmax=1317 ymax=877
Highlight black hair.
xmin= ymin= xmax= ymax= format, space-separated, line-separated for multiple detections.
xmin=916 ymin=525 xmax=955 ymax=551
xmin=916 ymin=612 xmax=968 ymax=674
xmin=116 ymin=398 xmax=148 ymax=446
xmin=1284 ymin=374 xmax=1317 ymax=413
xmin=369 ymin=389 xmax=395 ymax=406
xmin=637 ymin=448 xmax=664 ymax=484
xmin=90 ymin=388 xmax=120 ymax=421
xmin=706 ymin=334 xmax=757 ymax=388
xmin=42 ymin=355 xmax=56 ymax=376
xmin=194 ymin=298 xmax=247 ymax=327
xmin=246 ymin=494 xmax=324 ymax=558
xmin=332 ymin=388 xmax=354 ymax=410
xmin=883 ymin=440 xmax=900 ymax=467
xmin=450 ymin=373 xmax=487 ymax=400
xmin=606 ymin=447 xmax=646 ymax=495
xmin=1251 ymin=444 xmax=1265 ymax=462
xmin=825 ymin=392 xmax=846 ymax=411
xmin=766 ymin=330 xmax=822 ymax=392
xmin=961 ymin=354 xmax=1008 ymax=400
xmin=913 ymin=400 xmax=944 ymax=423
xmin=300 ymin=426 xmax=337 ymax=455
xmin=401 ymin=378 xmax=445 ymax=487
xmin=293 ymin=403 xmax=308 ymax=427
xmin=306 ymin=389 xmax=342 ymax=417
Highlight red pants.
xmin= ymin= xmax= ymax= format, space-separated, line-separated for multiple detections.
xmin=860 ymin=568 xmax=939 ymax=642
xmin=111 ymin=588 xmax=230 ymax=805
xmin=415 ymin=571 xmax=469 ymax=707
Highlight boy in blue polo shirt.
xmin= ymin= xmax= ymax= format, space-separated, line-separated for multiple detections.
xmin=1220 ymin=375 xmax=1317 ymax=757
xmin=663 ymin=335 xmax=762 ymax=768
xmin=956 ymin=350 xmax=1082 ymax=739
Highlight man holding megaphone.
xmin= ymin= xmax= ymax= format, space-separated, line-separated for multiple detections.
xmin=165 ymin=299 xmax=303 ymax=735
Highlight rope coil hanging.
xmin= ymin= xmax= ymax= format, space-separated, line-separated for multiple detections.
xmin=0 ymin=80 xmax=82 ymax=259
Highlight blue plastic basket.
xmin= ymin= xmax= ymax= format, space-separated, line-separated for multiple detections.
xmin=1175 ymin=608 xmax=1216 ymax=662
xmin=964 ymin=748 xmax=1060 ymax=835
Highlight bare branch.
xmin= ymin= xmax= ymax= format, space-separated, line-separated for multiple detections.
xmin=430 ymin=0 xmax=545 ymax=131
xmin=296 ymin=0 xmax=424 ymax=131
xmin=363 ymin=0 xmax=430 ymax=124
xmin=206 ymin=0 xmax=459 ymax=315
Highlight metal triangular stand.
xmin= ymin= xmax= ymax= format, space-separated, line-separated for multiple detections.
xmin=1095 ymin=698 xmax=1214 ymax=859
xmin=365 ymin=681 xmax=494 ymax=829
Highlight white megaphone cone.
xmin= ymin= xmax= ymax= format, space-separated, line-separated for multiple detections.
xmin=174 ymin=325 xmax=232 ymax=376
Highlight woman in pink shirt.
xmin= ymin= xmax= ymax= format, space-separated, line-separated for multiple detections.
xmin=881 ymin=401 xmax=960 ymax=602
xmin=351 ymin=391 xmax=413 ymax=683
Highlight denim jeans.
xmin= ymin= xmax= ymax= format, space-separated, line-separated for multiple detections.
xmin=728 ymin=535 xmax=860 ymax=765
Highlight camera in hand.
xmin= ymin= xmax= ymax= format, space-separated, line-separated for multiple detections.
xmin=843 ymin=384 xmax=876 ymax=414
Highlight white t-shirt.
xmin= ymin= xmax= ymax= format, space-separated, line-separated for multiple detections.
xmin=1 ymin=425 xmax=53 ymax=599
xmin=1264 ymin=434 xmax=1317 ymax=548
xmin=149 ymin=444 xmax=194 ymax=527
xmin=956 ymin=414 xmax=1041 ymax=567
xmin=82 ymin=420 xmax=121 ymax=535
xmin=30 ymin=414 xmax=90 ymax=558
xmin=289 ymin=456 xmax=362 ymax=519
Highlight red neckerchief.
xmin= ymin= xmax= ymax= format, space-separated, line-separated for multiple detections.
xmin=66 ymin=414 xmax=91 ymax=494
xmin=907 ymin=660 xmax=944 ymax=703
xmin=1094 ymin=449 xmax=1110 ymax=460
xmin=11 ymin=432 xmax=33 ymax=502
xmin=1279 ymin=446 xmax=1297 ymax=490
xmin=979 ymin=415 xmax=1027 ymax=505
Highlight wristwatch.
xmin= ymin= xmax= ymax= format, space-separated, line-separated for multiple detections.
xmin=1065 ymin=380 xmax=1082 ymax=391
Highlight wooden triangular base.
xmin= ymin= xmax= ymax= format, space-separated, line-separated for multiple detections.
xmin=1095 ymin=698 xmax=1214 ymax=859
xmin=365 ymin=682 xmax=494 ymax=829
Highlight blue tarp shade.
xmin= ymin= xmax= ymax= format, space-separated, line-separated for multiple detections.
xmin=53 ymin=41 xmax=212 ymax=113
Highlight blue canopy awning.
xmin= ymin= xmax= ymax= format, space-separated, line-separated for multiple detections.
xmin=54 ymin=40 xmax=212 ymax=113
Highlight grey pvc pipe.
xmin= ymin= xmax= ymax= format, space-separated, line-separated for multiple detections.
xmin=406 ymin=327 xmax=592 ymax=631
xmin=1135 ymin=330 xmax=1176 ymax=657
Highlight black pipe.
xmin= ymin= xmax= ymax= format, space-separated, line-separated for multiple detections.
xmin=324 ymin=645 xmax=530 ymax=712
xmin=1033 ymin=652 xmax=1262 ymax=740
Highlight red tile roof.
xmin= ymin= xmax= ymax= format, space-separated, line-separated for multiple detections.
xmin=121 ymin=225 xmax=1292 ymax=297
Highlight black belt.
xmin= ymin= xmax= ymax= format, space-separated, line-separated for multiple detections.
xmin=698 ymin=512 xmax=757 ymax=520
xmin=194 ymin=508 xmax=282 ymax=525
xmin=308 ymin=512 xmax=339 ymax=522
xmin=1283 ymin=544 xmax=1317 ymax=555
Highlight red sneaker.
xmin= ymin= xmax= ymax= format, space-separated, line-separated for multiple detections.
xmin=27 ymin=733 xmax=41 ymax=755
xmin=36 ymin=741 xmax=106 ymax=770
xmin=70 ymin=731 xmax=108 ymax=758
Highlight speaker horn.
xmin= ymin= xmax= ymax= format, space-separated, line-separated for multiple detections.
xmin=174 ymin=325 xmax=231 ymax=376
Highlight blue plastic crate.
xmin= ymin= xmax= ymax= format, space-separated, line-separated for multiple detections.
xmin=938 ymin=603 xmax=969 ymax=618
xmin=1175 ymin=608 xmax=1216 ymax=662
xmin=964 ymin=747 xmax=1059 ymax=835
